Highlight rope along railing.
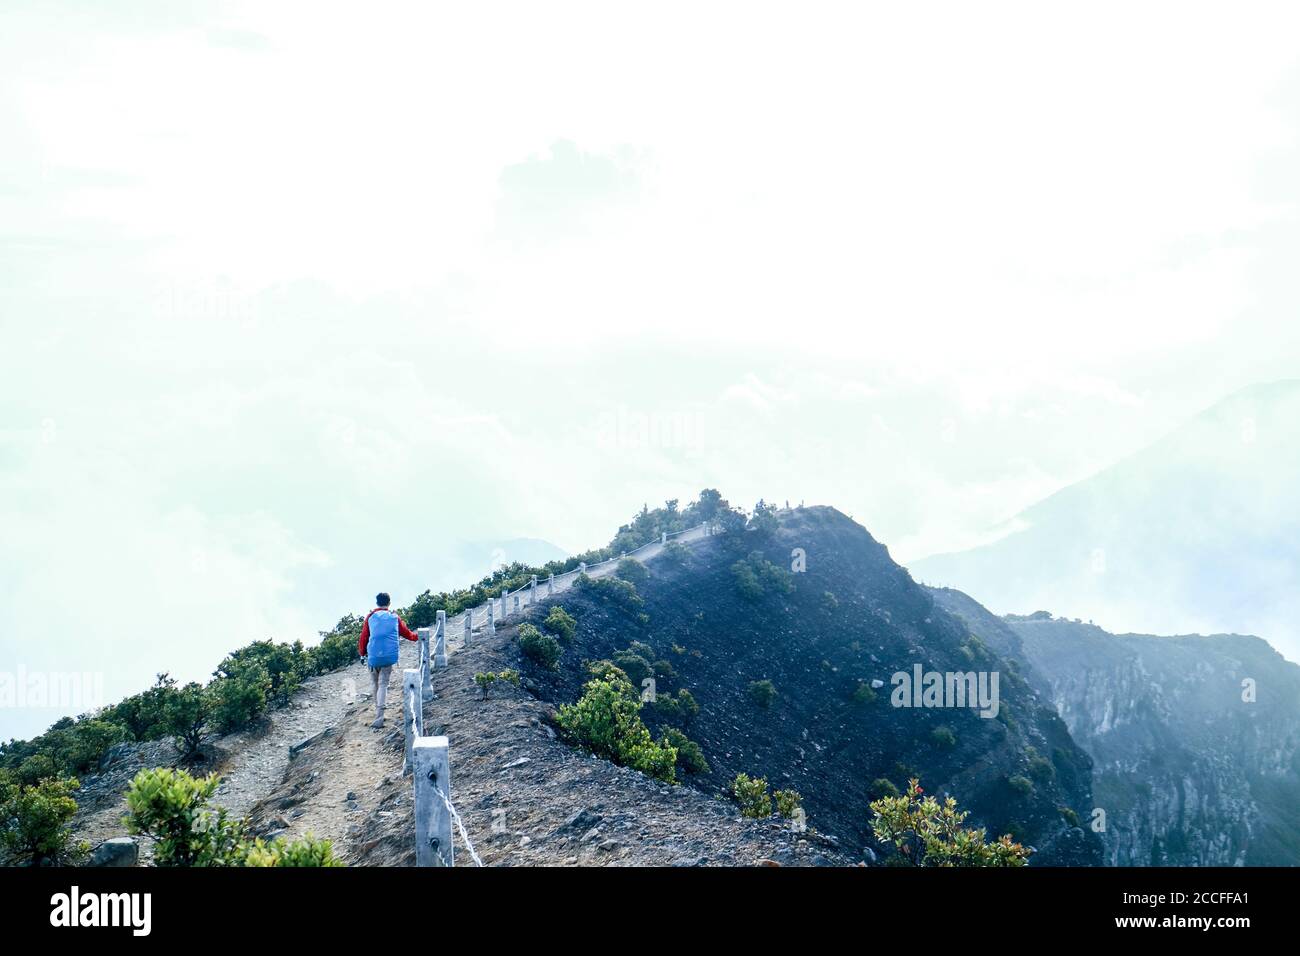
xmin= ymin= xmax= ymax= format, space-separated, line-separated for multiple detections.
xmin=403 ymin=520 xmax=716 ymax=865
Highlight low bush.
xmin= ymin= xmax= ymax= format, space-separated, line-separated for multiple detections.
xmin=730 ymin=773 xmax=772 ymax=818
xmin=774 ymin=788 xmax=803 ymax=819
xmin=931 ymin=726 xmax=957 ymax=749
xmin=542 ymin=606 xmax=576 ymax=643
xmin=1007 ymin=774 xmax=1034 ymax=797
xmin=869 ymin=777 xmax=901 ymax=800
xmin=615 ymin=557 xmax=649 ymax=587
xmin=555 ymin=677 xmax=677 ymax=783
xmin=731 ymin=551 xmax=795 ymax=602
xmin=0 ymin=773 xmax=89 ymax=866
xmin=124 ymin=767 xmax=341 ymax=867
xmin=518 ymin=624 xmax=562 ymax=669
xmin=870 ymin=778 xmax=1029 ymax=867
xmin=660 ymin=728 xmax=710 ymax=775
xmin=747 ymin=679 xmax=777 ymax=709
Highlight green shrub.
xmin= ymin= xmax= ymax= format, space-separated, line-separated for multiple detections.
xmin=661 ymin=540 xmax=690 ymax=566
xmin=101 ymin=673 xmax=181 ymax=741
xmin=731 ymin=552 xmax=795 ymax=602
xmin=242 ymin=834 xmax=342 ymax=867
xmin=555 ymin=677 xmax=677 ymax=783
xmin=216 ymin=640 xmax=310 ymax=708
xmin=0 ymin=774 xmax=89 ymax=866
xmin=585 ymin=659 xmax=632 ymax=685
xmin=870 ymin=778 xmax=1030 ymax=867
xmin=1060 ymin=807 xmax=1080 ymax=827
xmin=161 ymin=682 xmax=214 ymax=761
xmin=208 ymin=661 xmax=270 ymax=735
xmin=869 ymin=777 xmax=901 ymax=800
xmin=730 ymin=773 xmax=772 ymax=818
xmin=518 ymin=623 xmax=562 ymax=669
xmin=615 ymin=557 xmax=649 ymax=586
xmin=931 ymin=726 xmax=957 ymax=749
xmin=747 ymin=679 xmax=777 ymax=708
xmin=125 ymin=768 xmax=248 ymax=866
xmin=574 ymin=574 xmax=645 ymax=619
xmin=774 ymin=788 xmax=803 ymax=819
xmin=652 ymin=659 xmax=676 ymax=682
xmin=542 ymin=606 xmax=576 ymax=643
xmin=660 ymin=728 xmax=710 ymax=775
xmin=32 ymin=718 xmax=130 ymax=777
xmin=852 ymin=682 xmax=878 ymax=704
xmin=1028 ymin=755 xmax=1056 ymax=782
xmin=309 ymin=615 xmax=363 ymax=673
xmin=474 ymin=670 xmax=520 ymax=699
xmin=1007 ymin=774 xmax=1034 ymax=797
xmin=652 ymin=689 xmax=699 ymax=726
xmin=612 ymin=649 xmax=653 ymax=686
xmin=14 ymin=754 xmax=58 ymax=787
xmin=125 ymin=767 xmax=342 ymax=867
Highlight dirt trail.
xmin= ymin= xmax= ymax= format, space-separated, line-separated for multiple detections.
xmin=74 ymin=527 xmax=740 ymax=863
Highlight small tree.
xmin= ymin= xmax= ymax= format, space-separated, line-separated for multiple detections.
xmin=869 ymin=778 xmax=1030 ymax=867
xmin=0 ymin=774 xmax=89 ymax=866
xmin=161 ymin=681 xmax=213 ymax=761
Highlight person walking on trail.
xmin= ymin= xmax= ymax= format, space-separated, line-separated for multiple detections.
xmin=358 ymin=592 xmax=419 ymax=728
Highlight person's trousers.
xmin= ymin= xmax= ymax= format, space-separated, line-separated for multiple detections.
xmin=370 ymin=664 xmax=394 ymax=717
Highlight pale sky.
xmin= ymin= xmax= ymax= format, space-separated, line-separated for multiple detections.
xmin=3 ymin=1 xmax=1299 ymax=737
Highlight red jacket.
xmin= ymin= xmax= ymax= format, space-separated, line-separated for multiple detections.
xmin=358 ymin=608 xmax=419 ymax=657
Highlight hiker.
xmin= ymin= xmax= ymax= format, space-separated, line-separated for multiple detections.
xmin=357 ymin=592 xmax=419 ymax=728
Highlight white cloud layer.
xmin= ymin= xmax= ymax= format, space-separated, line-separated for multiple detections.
xmin=3 ymin=0 xmax=1299 ymax=736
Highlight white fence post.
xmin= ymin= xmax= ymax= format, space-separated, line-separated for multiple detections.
xmin=459 ymin=609 xmax=469 ymax=653
xmin=418 ymin=627 xmax=432 ymax=697
xmin=530 ymin=574 xmax=538 ymax=604
xmin=435 ymin=609 xmax=447 ymax=667
xmin=579 ymin=561 xmax=587 ymax=574
xmin=513 ymin=593 xmax=520 ymax=614
xmin=413 ymin=735 xmax=453 ymax=867
xmin=661 ymin=531 xmax=667 ymax=544
xmin=402 ymin=669 xmax=422 ymax=776
xmin=486 ymin=599 xmax=495 ymax=635
xmin=548 ymin=572 xmax=554 ymax=596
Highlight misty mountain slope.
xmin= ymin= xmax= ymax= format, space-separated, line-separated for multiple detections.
xmin=911 ymin=380 xmax=1300 ymax=661
xmin=524 ymin=507 xmax=1102 ymax=865
xmin=932 ymin=590 xmax=1300 ymax=866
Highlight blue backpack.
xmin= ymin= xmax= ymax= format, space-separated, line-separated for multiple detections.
xmin=366 ymin=610 xmax=401 ymax=667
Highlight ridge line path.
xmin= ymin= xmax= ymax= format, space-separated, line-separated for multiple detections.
xmin=74 ymin=528 xmax=709 ymax=858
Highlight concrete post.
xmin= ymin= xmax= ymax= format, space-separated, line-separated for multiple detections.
xmin=413 ymin=736 xmax=452 ymax=867
xmin=418 ymin=627 xmax=433 ymax=697
xmin=579 ymin=562 xmax=587 ymax=574
xmin=459 ymin=609 xmax=468 ymax=654
xmin=548 ymin=572 xmax=555 ymax=596
xmin=662 ymin=531 xmax=667 ymax=544
xmin=513 ymin=593 xmax=520 ymax=614
xmin=435 ymin=609 xmax=447 ymax=667
xmin=486 ymin=599 xmax=495 ymax=635
xmin=402 ymin=669 xmax=422 ymax=776
xmin=530 ymin=574 xmax=538 ymax=604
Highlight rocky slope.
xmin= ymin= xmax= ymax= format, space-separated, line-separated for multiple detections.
xmin=932 ymin=590 xmax=1300 ymax=866
xmin=524 ymin=507 xmax=1101 ymax=865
